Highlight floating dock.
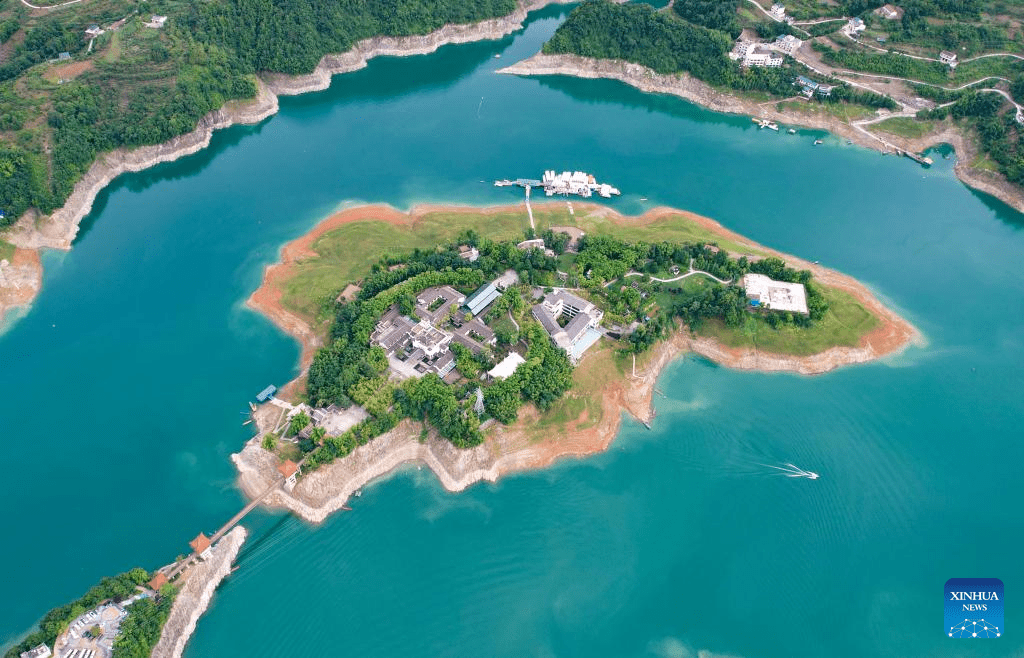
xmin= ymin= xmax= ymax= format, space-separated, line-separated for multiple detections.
xmin=496 ymin=170 xmax=620 ymax=198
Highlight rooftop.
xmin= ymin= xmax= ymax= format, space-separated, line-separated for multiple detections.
xmin=465 ymin=282 xmax=500 ymax=316
xmin=148 ymin=572 xmax=168 ymax=591
xmin=278 ymin=459 xmax=299 ymax=478
xmin=488 ymin=352 xmax=526 ymax=380
xmin=189 ymin=533 xmax=211 ymax=554
xmin=742 ymin=273 xmax=808 ymax=314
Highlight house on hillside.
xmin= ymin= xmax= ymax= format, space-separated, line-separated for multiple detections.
xmin=847 ymin=17 xmax=866 ymax=34
xmin=940 ymin=50 xmax=958 ymax=67
xmin=147 ymin=15 xmax=168 ymax=28
xmin=770 ymin=3 xmax=786 ymax=19
xmin=84 ymin=25 xmax=104 ymax=39
xmin=773 ymin=34 xmax=802 ymax=54
xmin=745 ymin=46 xmax=784 ymax=68
xmin=875 ymin=4 xmax=903 ymax=20
xmin=457 ymin=244 xmax=479 ymax=262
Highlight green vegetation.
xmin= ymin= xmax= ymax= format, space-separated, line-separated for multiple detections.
xmin=542 ymin=1 xmax=895 ymax=107
xmin=111 ymin=587 xmax=178 ymax=658
xmin=0 ymin=0 xmax=516 ymax=226
xmin=263 ymin=205 xmax=890 ymax=475
xmin=0 ymin=239 xmax=14 ymax=262
xmin=4 ymin=569 xmax=151 ymax=658
xmin=920 ymin=90 xmax=1024 ymax=186
xmin=672 ymin=0 xmax=741 ymax=38
xmin=874 ymin=115 xmax=936 ymax=138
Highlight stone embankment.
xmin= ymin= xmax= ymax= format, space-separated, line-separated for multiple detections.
xmin=150 ymin=527 xmax=247 ymax=658
xmin=498 ymin=53 xmax=1024 ymax=213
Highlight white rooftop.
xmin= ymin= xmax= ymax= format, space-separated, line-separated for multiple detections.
xmin=743 ymin=273 xmax=809 ymax=314
xmin=488 ymin=352 xmax=525 ymax=380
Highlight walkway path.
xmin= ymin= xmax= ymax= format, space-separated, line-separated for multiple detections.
xmin=19 ymin=0 xmax=85 ymax=8
xmin=624 ymin=268 xmax=732 ymax=285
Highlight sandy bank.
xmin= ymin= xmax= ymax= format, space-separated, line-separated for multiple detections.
xmin=150 ymin=527 xmax=247 ymax=658
xmin=498 ymin=53 xmax=1024 ymax=214
xmin=236 ymin=201 xmax=917 ymax=523
xmin=0 ymin=248 xmax=42 ymax=327
xmin=0 ymin=0 xmax=572 ymax=320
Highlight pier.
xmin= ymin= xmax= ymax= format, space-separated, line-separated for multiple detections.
xmin=495 ymin=170 xmax=621 ymax=199
xmin=161 ymin=457 xmax=306 ymax=581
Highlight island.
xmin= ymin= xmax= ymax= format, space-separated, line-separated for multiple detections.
xmin=234 ymin=201 xmax=917 ymax=525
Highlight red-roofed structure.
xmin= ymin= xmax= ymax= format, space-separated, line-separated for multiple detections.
xmin=149 ymin=572 xmax=168 ymax=591
xmin=189 ymin=533 xmax=212 ymax=559
xmin=278 ymin=460 xmax=299 ymax=478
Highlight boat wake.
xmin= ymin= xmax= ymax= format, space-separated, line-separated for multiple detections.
xmin=756 ymin=462 xmax=820 ymax=479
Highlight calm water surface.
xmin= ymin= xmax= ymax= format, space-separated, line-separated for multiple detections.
xmin=2 ymin=6 xmax=1023 ymax=657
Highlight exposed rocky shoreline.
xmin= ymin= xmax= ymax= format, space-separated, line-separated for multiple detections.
xmin=498 ymin=53 xmax=1024 ymax=214
xmin=151 ymin=527 xmax=246 ymax=658
xmin=0 ymin=0 xmax=573 ymax=325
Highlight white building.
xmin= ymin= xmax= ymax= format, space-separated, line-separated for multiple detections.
xmin=745 ymin=46 xmax=784 ymax=68
xmin=409 ymin=321 xmax=453 ymax=359
xmin=939 ymin=50 xmax=958 ymax=67
xmin=532 ymin=290 xmax=604 ymax=361
xmin=147 ymin=15 xmax=168 ymax=28
xmin=770 ymin=3 xmax=786 ymax=19
xmin=742 ymin=273 xmax=808 ymax=314
xmin=773 ymin=34 xmax=802 ymax=54
xmin=457 ymin=245 xmax=479 ymax=262
xmin=847 ymin=17 xmax=866 ymax=34
xmin=20 ymin=645 xmax=51 ymax=658
xmin=84 ymin=25 xmax=104 ymax=38
xmin=875 ymin=4 xmax=903 ymax=20
xmin=488 ymin=352 xmax=526 ymax=380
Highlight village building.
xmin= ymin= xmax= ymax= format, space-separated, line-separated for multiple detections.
xmin=773 ymin=34 xmax=802 ymax=54
xmin=939 ymin=50 xmax=958 ymax=67
xmin=20 ymin=644 xmax=51 ymax=658
xmin=409 ymin=321 xmax=453 ymax=359
xmin=146 ymin=15 xmax=168 ymax=28
xmin=742 ymin=273 xmax=808 ymax=314
xmin=416 ymin=285 xmax=465 ymax=324
xmin=770 ymin=3 xmax=786 ymax=19
xmin=532 ymin=290 xmax=604 ymax=361
xmin=457 ymin=245 xmax=479 ymax=262
xmin=189 ymin=533 xmax=213 ymax=560
xmin=847 ymin=17 xmax=866 ymax=34
xmin=148 ymin=572 xmax=168 ymax=592
xmin=745 ymin=46 xmax=784 ymax=68
xmin=464 ymin=282 xmax=501 ymax=316
xmin=278 ymin=459 xmax=299 ymax=491
xmin=57 ymin=52 xmax=71 ymax=61
xmin=84 ymin=25 xmax=104 ymax=39
xmin=816 ymin=83 xmax=834 ymax=97
xmin=488 ymin=352 xmax=526 ymax=380
xmin=875 ymin=4 xmax=903 ymax=20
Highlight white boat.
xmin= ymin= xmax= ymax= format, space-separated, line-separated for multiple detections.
xmin=788 ymin=128 xmax=796 ymax=134
xmin=814 ymin=139 xmax=823 ymax=145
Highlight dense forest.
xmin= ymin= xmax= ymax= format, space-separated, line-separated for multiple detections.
xmin=0 ymin=0 xmax=516 ymax=227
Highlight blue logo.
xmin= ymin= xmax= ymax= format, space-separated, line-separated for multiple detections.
xmin=945 ymin=578 xmax=1003 ymax=638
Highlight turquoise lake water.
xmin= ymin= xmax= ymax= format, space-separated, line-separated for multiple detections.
xmin=3 ymin=5 xmax=1024 ymax=657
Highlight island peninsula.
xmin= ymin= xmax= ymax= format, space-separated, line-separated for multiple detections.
xmin=235 ymin=201 xmax=918 ymax=525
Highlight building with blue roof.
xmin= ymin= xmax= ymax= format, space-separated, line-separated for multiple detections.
xmin=464 ymin=282 xmax=500 ymax=316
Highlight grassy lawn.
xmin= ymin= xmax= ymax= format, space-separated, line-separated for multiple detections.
xmin=0 ymin=240 xmax=14 ymax=262
xmin=529 ymin=341 xmax=628 ymax=439
xmin=970 ymin=152 xmax=1001 ymax=172
xmin=280 ymin=206 xmax=770 ymax=320
xmin=698 ymin=285 xmax=878 ymax=356
xmin=873 ymin=116 xmax=935 ymax=139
